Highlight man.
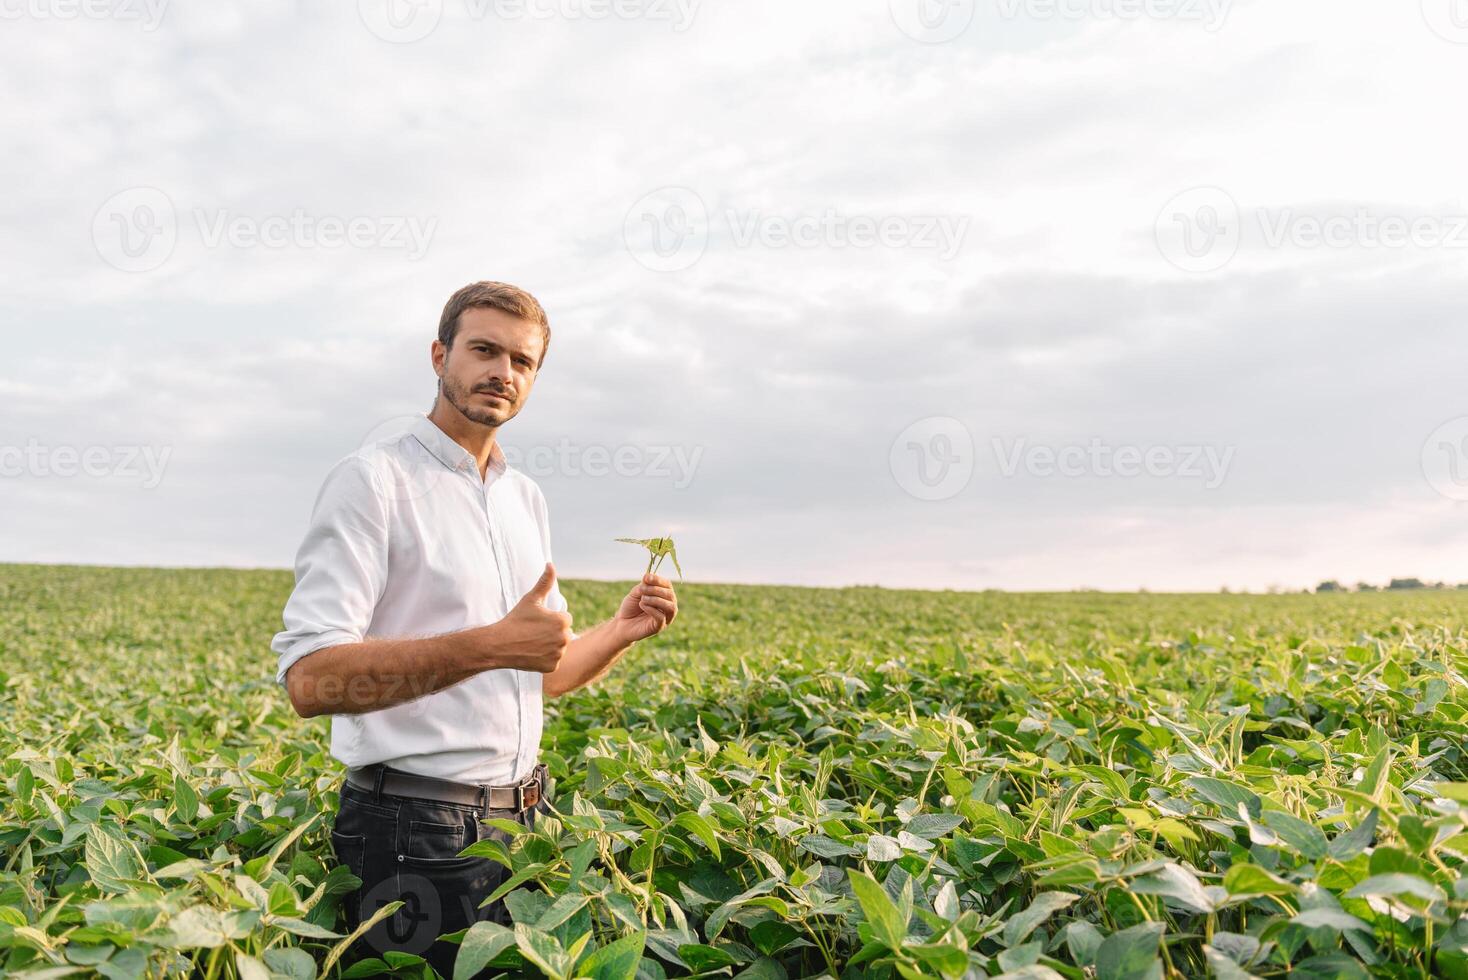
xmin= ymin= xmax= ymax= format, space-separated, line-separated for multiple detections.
xmin=271 ymin=281 xmax=678 ymax=977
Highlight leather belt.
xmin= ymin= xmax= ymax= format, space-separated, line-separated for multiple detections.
xmin=345 ymin=762 xmax=547 ymax=815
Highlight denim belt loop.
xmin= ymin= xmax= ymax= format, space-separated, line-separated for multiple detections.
xmin=371 ymin=765 xmax=386 ymax=804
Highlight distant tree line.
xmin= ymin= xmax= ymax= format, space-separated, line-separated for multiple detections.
xmin=1314 ymin=578 xmax=1468 ymax=593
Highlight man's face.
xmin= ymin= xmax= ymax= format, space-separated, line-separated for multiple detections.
xmin=433 ymin=306 xmax=545 ymax=428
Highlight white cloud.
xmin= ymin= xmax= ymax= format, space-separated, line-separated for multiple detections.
xmin=1 ymin=0 xmax=1465 ymax=590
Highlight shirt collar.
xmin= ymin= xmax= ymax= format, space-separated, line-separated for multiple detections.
xmin=410 ymin=413 xmax=508 ymax=477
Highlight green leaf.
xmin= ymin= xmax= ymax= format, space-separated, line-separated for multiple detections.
xmin=1290 ymin=952 xmax=1370 ymax=980
xmin=866 ymin=834 xmax=902 ymax=862
xmin=1327 ymin=808 xmax=1378 ymax=861
xmin=848 ymin=869 xmax=908 ymax=951
xmin=1002 ymin=891 xmax=1080 ymax=947
xmin=1222 ymin=863 xmax=1296 ymax=897
xmin=272 ymin=917 xmax=340 ymax=939
xmin=515 ymin=923 xmax=571 ymax=980
xmin=262 ymin=948 xmax=317 ymax=980
xmin=1201 ymin=945 xmax=1259 ymax=980
xmin=1095 ymin=921 xmax=1164 ymax=980
xmin=1291 ymin=908 xmax=1373 ymax=934
xmin=903 ymin=813 xmax=965 ymax=839
xmin=1063 ymin=921 xmax=1104 ymax=967
xmin=85 ymin=825 xmax=144 ymax=893
xmin=1344 ymin=873 xmax=1446 ymax=903
xmin=536 ymin=893 xmax=590 ymax=932
xmin=578 ymin=932 xmax=645 ymax=980
xmin=165 ymin=905 xmax=230 ymax=948
xmin=614 ymin=536 xmax=682 ymax=578
xmin=908 ymin=941 xmax=968 ymax=976
xmin=1184 ymin=777 xmax=1260 ymax=818
xmin=1260 ymin=809 xmax=1328 ymax=860
xmin=454 ymin=921 xmax=517 ymax=980
xmin=678 ymin=944 xmax=740 ymax=971
xmin=1357 ymin=747 xmax=1391 ymax=801
xmin=1130 ymin=863 xmax=1214 ymax=913
xmin=668 ymin=811 xmax=721 ymax=860
xmin=234 ymin=952 xmax=270 ymax=980
xmin=173 ymin=774 xmax=199 ymax=823
xmin=799 ymin=835 xmax=857 ymax=859
xmin=749 ymin=920 xmax=799 ymax=956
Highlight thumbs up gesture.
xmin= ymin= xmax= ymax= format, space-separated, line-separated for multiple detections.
xmin=484 ymin=563 xmax=574 ymax=672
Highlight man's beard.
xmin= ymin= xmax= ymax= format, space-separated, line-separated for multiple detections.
xmin=442 ymin=373 xmax=515 ymax=427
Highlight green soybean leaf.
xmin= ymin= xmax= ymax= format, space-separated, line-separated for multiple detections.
xmin=578 ymin=931 xmax=646 ymax=980
xmin=1095 ymin=921 xmax=1164 ymax=980
xmin=454 ymin=921 xmax=518 ymax=980
xmin=1261 ymin=809 xmax=1328 ymax=861
xmin=1002 ymin=891 xmax=1080 ymax=947
xmin=1130 ymin=863 xmax=1215 ymax=913
xmin=1344 ymin=873 xmax=1446 ymax=903
xmin=848 ymin=869 xmax=907 ymax=951
xmin=1327 ymin=808 xmax=1378 ymax=862
xmin=1185 ymin=777 xmax=1261 ymax=818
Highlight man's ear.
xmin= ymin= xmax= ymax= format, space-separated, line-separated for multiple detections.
xmin=430 ymin=338 xmax=446 ymax=377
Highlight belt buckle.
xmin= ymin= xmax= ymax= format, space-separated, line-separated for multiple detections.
xmin=514 ymin=782 xmax=527 ymax=812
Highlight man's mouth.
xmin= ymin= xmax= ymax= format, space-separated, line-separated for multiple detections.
xmin=478 ymin=391 xmax=510 ymax=402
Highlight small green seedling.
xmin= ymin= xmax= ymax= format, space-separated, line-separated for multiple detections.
xmin=615 ymin=536 xmax=682 ymax=579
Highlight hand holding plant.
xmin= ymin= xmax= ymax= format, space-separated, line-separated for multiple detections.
xmin=612 ymin=536 xmax=681 ymax=643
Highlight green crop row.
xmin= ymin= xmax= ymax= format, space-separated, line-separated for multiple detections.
xmin=0 ymin=565 xmax=1464 ymax=979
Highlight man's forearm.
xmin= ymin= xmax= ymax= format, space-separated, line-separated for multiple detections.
xmin=285 ymin=629 xmax=488 ymax=718
xmin=544 ymin=620 xmax=635 ymax=697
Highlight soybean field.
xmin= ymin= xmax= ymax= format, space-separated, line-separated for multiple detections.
xmin=1 ymin=564 xmax=1466 ymax=980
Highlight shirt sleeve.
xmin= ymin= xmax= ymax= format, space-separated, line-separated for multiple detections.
xmin=271 ymin=457 xmax=390 ymax=686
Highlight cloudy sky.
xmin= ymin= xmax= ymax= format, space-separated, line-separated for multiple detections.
xmin=2 ymin=0 xmax=1466 ymax=592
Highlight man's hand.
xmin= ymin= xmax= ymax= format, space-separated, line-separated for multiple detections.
xmin=477 ymin=562 xmax=573 ymax=672
xmin=611 ymin=572 xmax=678 ymax=645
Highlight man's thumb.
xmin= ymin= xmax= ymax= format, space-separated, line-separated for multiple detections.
xmin=525 ymin=562 xmax=556 ymax=605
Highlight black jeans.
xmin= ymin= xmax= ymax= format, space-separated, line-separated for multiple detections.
xmin=329 ymin=777 xmax=549 ymax=979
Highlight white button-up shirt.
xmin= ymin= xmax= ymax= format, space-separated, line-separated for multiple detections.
xmin=271 ymin=413 xmax=574 ymax=785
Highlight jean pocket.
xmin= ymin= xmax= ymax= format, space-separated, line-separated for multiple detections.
xmin=406 ymin=817 xmax=469 ymax=861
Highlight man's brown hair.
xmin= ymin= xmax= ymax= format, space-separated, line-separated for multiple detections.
xmin=438 ymin=281 xmax=551 ymax=368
